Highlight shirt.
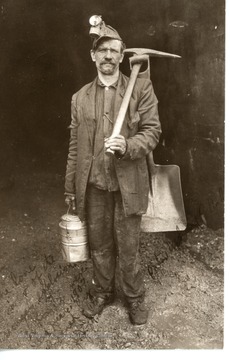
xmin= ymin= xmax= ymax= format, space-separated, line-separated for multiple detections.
xmin=88 ymin=78 xmax=119 ymax=191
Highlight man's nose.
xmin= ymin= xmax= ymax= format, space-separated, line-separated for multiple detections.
xmin=105 ymin=50 xmax=112 ymax=59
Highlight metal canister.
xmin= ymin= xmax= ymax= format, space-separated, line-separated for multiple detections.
xmin=59 ymin=213 xmax=89 ymax=263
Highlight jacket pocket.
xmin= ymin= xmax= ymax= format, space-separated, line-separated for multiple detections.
xmin=116 ymin=160 xmax=138 ymax=194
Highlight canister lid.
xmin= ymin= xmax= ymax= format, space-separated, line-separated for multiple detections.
xmin=61 ymin=214 xmax=81 ymax=222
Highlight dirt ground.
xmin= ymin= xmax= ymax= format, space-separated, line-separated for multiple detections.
xmin=0 ymin=159 xmax=224 ymax=350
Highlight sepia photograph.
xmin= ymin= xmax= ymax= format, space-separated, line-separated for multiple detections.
xmin=0 ymin=0 xmax=225 ymax=353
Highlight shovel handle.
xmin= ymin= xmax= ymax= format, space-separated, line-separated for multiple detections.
xmin=147 ymin=151 xmax=158 ymax=176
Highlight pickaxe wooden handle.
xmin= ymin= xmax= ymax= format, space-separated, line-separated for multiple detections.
xmin=106 ymin=48 xmax=181 ymax=154
xmin=108 ymin=54 xmax=149 ymax=138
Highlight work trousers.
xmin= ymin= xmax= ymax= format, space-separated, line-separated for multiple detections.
xmin=85 ymin=185 xmax=145 ymax=302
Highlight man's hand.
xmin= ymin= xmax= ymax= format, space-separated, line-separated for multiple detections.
xmin=65 ymin=195 xmax=76 ymax=211
xmin=104 ymin=135 xmax=127 ymax=155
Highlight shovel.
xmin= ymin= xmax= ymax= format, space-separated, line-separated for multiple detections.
xmin=140 ymin=151 xmax=187 ymax=232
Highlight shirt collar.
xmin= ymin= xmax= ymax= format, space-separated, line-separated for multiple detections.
xmin=97 ymin=77 xmax=118 ymax=89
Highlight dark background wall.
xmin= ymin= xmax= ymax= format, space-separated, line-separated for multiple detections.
xmin=0 ymin=0 xmax=225 ymax=229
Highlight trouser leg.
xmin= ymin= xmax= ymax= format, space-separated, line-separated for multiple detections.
xmin=114 ymin=192 xmax=145 ymax=301
xmin=85 ymin=186 xmax=144 ymax=301
xmin=85 ymin=185 xmax=116 ymax=298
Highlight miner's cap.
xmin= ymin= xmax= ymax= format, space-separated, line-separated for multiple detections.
xmin=89 ymin=15 xmax=123 ymax=49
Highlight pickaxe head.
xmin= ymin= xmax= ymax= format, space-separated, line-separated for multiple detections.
xmin=123 ymin=48 xmax=181 ymax=79
xmin=124 ymin=47 xmax=181 ymax=59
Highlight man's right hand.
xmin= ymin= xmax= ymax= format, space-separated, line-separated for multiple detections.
xmin=65 ymin=195 xmax=76 ymax=211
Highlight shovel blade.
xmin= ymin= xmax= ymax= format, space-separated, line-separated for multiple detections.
xmin=141 ymin=164 xmax=187 ymax=232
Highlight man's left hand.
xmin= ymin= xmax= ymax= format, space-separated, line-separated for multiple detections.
xmin=104 ymin=135 xmax=127 ymax=155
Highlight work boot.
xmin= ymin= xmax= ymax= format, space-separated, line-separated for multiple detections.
xmin=82 ymin=295 xmax=114 ymax=318
xmin=128 ymin=299 xmax=149 ymax=325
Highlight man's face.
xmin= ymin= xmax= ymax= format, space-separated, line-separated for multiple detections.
xmin=91 ymin=39 xmax=124 ymax=75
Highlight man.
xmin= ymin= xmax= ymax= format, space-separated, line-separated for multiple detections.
xmin=65 ymin=18 xmax=161 ymax=325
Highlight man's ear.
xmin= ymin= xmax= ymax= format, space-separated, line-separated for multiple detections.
xmin=90 ymin=50 xmax=96 ymax=62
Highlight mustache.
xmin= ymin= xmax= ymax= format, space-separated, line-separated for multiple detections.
xmin=101 ymin=61 xmax=115 ymax=65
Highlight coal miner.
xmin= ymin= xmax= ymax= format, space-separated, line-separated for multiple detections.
xmin=65 ymin=16 xmax=161 ymax=325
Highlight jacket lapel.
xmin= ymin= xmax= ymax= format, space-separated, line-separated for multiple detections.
xmin=82 ymin=73 xmax=128 ymax=145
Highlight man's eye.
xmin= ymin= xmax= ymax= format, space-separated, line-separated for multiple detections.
xmin=98 ymin=49 xmax=118 ymax=54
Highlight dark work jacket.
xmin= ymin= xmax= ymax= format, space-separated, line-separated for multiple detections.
xmin=65 ymin=72 xmax=161 ymax=221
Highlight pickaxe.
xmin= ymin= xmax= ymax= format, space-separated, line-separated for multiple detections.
xmin=106 ymin=47 xmax=181 ymax=153
xmin=106 ymin=46 xmax=186 ymax=233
